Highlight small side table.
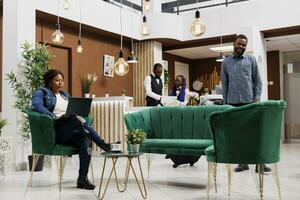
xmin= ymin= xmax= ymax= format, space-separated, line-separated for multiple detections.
xmin=98 ymin=152 xmax=147 ymax=200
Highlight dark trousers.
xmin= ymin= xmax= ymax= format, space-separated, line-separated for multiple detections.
xmin=55 ymin=117 xmax=105 ymax=177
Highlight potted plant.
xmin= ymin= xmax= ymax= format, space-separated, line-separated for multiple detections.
xmin=0 ymin=119 xmax=8 ymax=136
xmin=6 ymin=41 xmax=53 ymax=171
xmin=126 ymin=129 xmax=146 ymax=153
xmin=82 ymin=73 xmax=98 ymax=97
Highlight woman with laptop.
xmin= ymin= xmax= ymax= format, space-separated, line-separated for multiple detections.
xmin=169 ymin=75 xmax=189 ymax=105
xmin=32 ymin=69 xmax=110 ymax=190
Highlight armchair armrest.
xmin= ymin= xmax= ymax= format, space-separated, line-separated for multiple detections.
xmin=27 ymin=111 xmax=57 ymax=154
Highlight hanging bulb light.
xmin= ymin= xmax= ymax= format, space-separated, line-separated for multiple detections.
xmin=77 ymin=0 xmax=83 ymax=53
xmin=216 ymin=52 xmax=225 ymax=62
xmin=144 ymin=0 xmax=151 ymax=11
xmin=77 ymin=40 xmax=83 ymax=53
xmin=51 ymin=24 xmax=64 ymax=44
xmin=127 ymin=2 xmax=138 ymax=64
xmin=140 ymin=15 xmax=150 ymax=36
xmin=115 ymin=50 xmax=129 ymax=76
xmin=52 ymin=0 xmax=64 ymax=44
xmin=115 ymin=0 xmax=129 ymax=76
xmin=190 ymin=9 xmax=206 ymax=37
xmin=63 ymin=0 xmax=70 ymax=10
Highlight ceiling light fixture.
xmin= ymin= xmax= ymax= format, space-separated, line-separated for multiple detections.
xmin=190 ymin=0 xmax=206 ymax=37
xmin=140 ymin=15 xmax=150 ymax=36
xmin=209 ymin=45 xmax=233 ymax=52
xmin=77 ymin=0 xmax=83 ymax=53
xmin=115 ymin=0 xmax=129 ymax=76
xmin=216 ymin=0 xmax=226 ymax=62
xmin=63 ymin=0 xmax=70 ymax=10
xmin=52 ymin=0 xmax=64 ymax=44
xmin=144 ymin=0 xmax=151 ymax=11
xmin=127 ymin=2 xmax=138 ymax=64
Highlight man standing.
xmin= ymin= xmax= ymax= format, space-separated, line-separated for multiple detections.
xmin=221 ymin=34 xmax=270 ymax=173
xmin=144 ymin=63 xmax=163 ymax=106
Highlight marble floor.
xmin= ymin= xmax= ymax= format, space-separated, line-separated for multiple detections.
xmin=0 ymin=143 xmax=299 ymax=200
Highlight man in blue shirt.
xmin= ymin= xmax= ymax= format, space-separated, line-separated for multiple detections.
xmin=221 ymin=34 xmax=270 ymax=173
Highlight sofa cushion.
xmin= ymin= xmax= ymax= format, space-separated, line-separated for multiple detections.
xmin=142 ymin=139 xmax=213 ymax=149
xmin=205 ymin=145 xmax=216 ymax=162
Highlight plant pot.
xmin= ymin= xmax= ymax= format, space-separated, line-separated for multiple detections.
xmin=129 ymin=144 xmax=140 ymax=153
xmin=28 ymin=155 xmax=45 ymax=171
xmin=84 ymin=93 xmax=90 ymax=98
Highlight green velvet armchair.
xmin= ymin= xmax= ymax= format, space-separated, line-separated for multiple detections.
xmin=205 ymin=100 xmax=286 ymax=200
xmin=25 ymin=111 xmax=93 ymax=194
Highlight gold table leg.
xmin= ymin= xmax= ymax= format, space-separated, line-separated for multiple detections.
xmin=98 ymin=157 xmax=118 ymax=200
xmin=98 ymin=156 xmax=147 ymax=200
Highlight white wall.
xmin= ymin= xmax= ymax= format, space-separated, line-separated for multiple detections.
xmin=2 ymin=0 xmax=36 ymax=170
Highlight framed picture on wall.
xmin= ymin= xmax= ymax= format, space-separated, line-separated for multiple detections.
xmin=103 ymin=54 xmax=115 ymax=77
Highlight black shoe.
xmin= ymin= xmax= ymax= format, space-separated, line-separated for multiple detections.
xmin=234 ymin=164 xmax=249 ymax=172
xmin=77 ymin=174 xmax=95 ymax=190
xmin=99 ymin=142 xmax=112 ymax=152
xmin=255 ymin=164 xmax=271 ymax=173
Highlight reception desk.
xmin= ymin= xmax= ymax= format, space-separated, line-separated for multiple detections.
xmin=90 ymin=96 xmax=133 ymax=151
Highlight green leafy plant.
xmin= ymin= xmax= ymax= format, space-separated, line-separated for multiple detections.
xmin=82 ymin=73 xmax=98 ymax=94
xmin=0 ymin=119 xmax=8 ymax=136
xmin=126 ymin=129 xmax=147 ymax=144
xmin=164 ymin=68 xmax=169 ymax=88
xmin=6 ymin=41 xmax=52 ymax=140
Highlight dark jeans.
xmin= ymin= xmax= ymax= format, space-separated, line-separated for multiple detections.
xmin=55 ymin=116 xmax=105 ymax=177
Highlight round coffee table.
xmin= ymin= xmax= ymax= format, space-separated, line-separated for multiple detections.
xmin=98 ymin=151 xmax=147 ymax=200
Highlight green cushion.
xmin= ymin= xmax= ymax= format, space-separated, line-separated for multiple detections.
xmin=205 ymin=145 xmax=216 ymax=162
xmin=142 ymin=139 xmax=213 ymax=149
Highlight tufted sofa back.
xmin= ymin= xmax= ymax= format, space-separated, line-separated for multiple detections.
xmin=124 ymin=105 xmax=231 ymax=140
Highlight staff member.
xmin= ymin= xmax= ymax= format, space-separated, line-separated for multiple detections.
xmin=144 ymin=63 xmax=164 ymax=106
xmin=169 ymin=75 xmax=189 ymax=105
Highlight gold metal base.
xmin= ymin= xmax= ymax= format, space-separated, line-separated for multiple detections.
xmin=98 ymin=156 xmax=147 ymax=200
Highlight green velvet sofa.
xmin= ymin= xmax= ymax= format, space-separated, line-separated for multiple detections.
xmin=124 ymin=105 xmax=231 ymax=157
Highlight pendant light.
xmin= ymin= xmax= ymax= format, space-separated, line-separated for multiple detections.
xmin=190 ymin=0 xmax=206 ymax=37
xmin=140 ymin=15 xmax=150 ymax=36
xmin=114 ymin=1 xmax=129 ymax=76
xmin=144 ymin=0 xmax=151 ymax=11
xmin=127 ymin=2 xmax=138 ymax=64
xmin=63 ymin=0 xmax=70 ymax=10
xmin=216 ymin=0 xmax=225 ymax=62
xmin=52 ymin=0 xmax=64 ymax=44
xmin=77 ymin=0 xmax=83 ymax=53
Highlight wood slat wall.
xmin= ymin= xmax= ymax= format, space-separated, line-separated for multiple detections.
xmin=133 ymin=41 xmax=154 ymax=106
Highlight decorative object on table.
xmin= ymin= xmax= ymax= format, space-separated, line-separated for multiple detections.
xmin=91 ymin=94 xmax=96 ymax=98
xmin=6 ymin=42 xmax=52 ymax=140
xmin=82 ymin=73 xmax=98 ymax=96
xmin=126 ymin=129 xmax=146 ymax=153
xmin=103 ymin=54 xmax=115 ymax=77
xmin=105 ymin=92 xmax=109 ymax=97
xmin=187 ymin=91 xmax=200 ymax=106
xmin=122 ymin=89 xmax=126 ymax=96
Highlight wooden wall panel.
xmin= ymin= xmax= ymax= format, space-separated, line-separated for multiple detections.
xmin=133 ymin=41 xmax=154 ymax=106
xmin=190 ymin=58 xmax=222 ymax=94
xmin=36 ymin=18 xmax=133 ymax=97
xmin=267 ymin=51 xmax=280 ymax=100
xmin=162 ymin=53 xmax=192 ymax=89
xmin=48 ymin=46 xmax=70 ymax=92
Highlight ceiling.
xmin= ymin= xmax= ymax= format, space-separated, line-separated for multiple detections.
xmin=165 ymin=42 xmax=233 ymax=59
xmin=164 ymin=34 xmax=300 ymax=60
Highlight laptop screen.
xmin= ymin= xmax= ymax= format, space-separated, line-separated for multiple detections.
xmin=65 ymin=97 xmax=92 ymax=118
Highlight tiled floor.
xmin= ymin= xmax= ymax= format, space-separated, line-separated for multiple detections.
xmin=0 ymin=143 xmax=299 ymax=200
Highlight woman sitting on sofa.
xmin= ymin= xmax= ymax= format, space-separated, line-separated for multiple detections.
xmin=32 ymin=69 xmax=111 ymax=190
xmin=169 ymin=75 xmax=189 ymax=105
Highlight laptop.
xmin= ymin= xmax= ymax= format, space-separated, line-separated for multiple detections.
xmin=65 ymin=97 xmax=92 ymax=118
